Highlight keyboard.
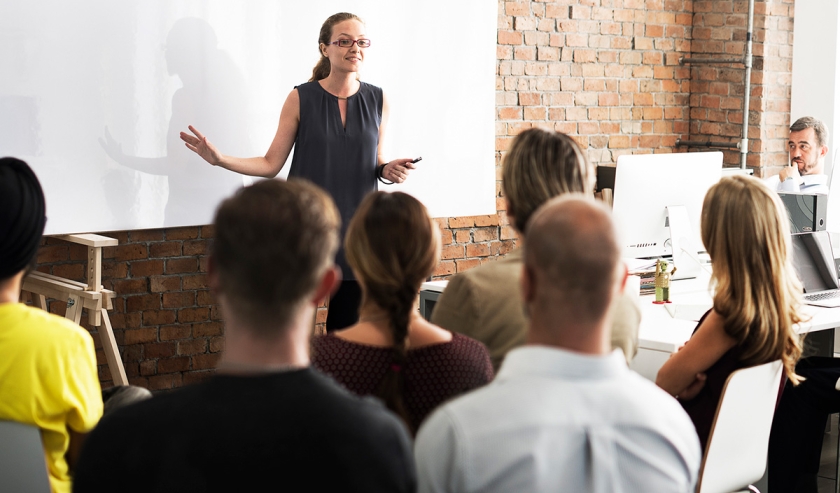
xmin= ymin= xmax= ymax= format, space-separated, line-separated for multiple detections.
xmin=805 ymin=291 xmax=840 ymax=301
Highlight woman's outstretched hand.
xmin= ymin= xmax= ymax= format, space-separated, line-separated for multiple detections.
xmin=382 ymin=158 xmax=417 ymax=184
xmin=180 ymin=125 xmax=223 ymax=166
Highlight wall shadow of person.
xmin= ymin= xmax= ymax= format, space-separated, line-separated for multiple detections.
xmin=100 ymin=17 xmax=250 ymax=227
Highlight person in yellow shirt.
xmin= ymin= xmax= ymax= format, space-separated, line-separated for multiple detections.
xmin=0 ymin=157 xmax=103 ymax=493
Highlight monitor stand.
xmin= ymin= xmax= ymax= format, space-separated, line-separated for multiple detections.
xmin=666 ymin=205 xmax=702 ymax=280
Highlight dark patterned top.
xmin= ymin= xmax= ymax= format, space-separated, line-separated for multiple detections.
xmin=311 ymin=333 xmax=494 ymax=431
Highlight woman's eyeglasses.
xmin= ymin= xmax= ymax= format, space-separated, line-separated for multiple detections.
xmin=331 ymin=39 xmax=371 ymax=48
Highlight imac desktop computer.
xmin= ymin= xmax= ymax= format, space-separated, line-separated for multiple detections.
xmin=612 ymin=151 xmax=723 ymax=279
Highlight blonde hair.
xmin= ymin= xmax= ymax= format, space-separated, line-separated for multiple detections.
xmin=345 ymin=191 xmax=440 ymax=433
xmin=502 ymin=128 xmax=594 ymax=233
xmin=701 ymin=175 xmax=804 ymax=384
xmin=309 ymin=12 xmax=363 ymax=82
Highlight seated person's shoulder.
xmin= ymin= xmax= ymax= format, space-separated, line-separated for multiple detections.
xmin=6 ymin=303 xmax=95 ymax=348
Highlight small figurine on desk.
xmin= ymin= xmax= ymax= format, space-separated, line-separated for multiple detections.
xmin=653 ymin=259 xmax=677 ymax=304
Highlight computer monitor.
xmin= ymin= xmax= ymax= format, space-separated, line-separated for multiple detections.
xmin=612 ymin=151 xmax=723 ymax=277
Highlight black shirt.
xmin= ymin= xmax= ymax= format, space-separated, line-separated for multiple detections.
xmin=73 ymin=368 xmax=415 ymax=493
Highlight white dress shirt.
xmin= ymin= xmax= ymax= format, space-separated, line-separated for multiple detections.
xmin=415 ymin=346 xmax=701 ymax=493
xmin=763 ymin=173 xmax=829 ymax=194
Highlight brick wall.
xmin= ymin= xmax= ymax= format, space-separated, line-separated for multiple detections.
xmin=31 ymin=0 xmax=797 ymax=391
xmin=688 ymin=0 xmax=795 ymax=173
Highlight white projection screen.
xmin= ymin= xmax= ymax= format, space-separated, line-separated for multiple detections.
xmin=0 ymin=1 xmax=496 ymax=235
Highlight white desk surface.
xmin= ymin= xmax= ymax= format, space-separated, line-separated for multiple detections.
xmin=638 ymin=273 xmax=840 ymax=353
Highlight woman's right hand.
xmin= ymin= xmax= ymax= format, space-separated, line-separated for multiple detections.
xmin=180 ymin=125 xmax=223 ymax=166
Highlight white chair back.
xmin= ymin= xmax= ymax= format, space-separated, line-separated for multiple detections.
xmin=696 ymin=360 xmax=784 ymax=493
xmin=0 ymin=420 xmax=51 ymax=493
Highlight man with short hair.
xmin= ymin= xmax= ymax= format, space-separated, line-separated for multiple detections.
xmin=766 ymin=116 xmax=830 ymax=194
xmin=415 ymin=196 xmax=701 ymax=493
xmin=0 ymin=157 xmax=103 ymax=493
xmin=74 ymin=179 xmax=416 ymax=492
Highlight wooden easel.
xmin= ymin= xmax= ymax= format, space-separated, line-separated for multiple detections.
xmin=22 ymin=234 xmax=128 ymax=385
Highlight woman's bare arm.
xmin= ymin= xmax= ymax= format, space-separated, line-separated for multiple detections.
xmin=180 ymin=89 xmax=300 ymax=178
xmin=656 ymin=310 xmax=738 ymax=398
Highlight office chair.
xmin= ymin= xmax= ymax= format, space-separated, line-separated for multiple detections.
xmin=696 ymin=360 xmax=784 ymax=493
xmin=0 ymin=420 xmax=51 ymax=493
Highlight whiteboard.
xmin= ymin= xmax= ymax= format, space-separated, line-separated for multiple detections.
xmin=0 ymin=0 xmax=496 ymax=235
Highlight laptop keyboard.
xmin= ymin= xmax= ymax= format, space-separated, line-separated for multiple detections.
xmin=805 ymin=291 xmax=840 ymax=301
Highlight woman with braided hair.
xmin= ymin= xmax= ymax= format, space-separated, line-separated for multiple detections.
xmin=311 ymin=191 xmax=493 ymax=433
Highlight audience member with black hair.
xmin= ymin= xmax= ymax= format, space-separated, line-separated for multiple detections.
xmin=74 ymin=179 xmax=416 ymax=492
xmin=312 ymin=191 xmax=493 ymax=434
xmin=0 ymin=157 xmax=150 ymax=493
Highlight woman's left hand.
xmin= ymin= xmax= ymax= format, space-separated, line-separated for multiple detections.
xmin=382 ymin=158 xmax=417 ymax=184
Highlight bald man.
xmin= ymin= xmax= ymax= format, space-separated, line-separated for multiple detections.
xmin=416 ymin=196 xmax=701 ymax=493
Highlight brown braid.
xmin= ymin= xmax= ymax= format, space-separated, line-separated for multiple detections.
xmin=345 ymin=192 xmax=440 ymax=434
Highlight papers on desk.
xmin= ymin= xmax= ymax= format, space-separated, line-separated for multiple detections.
xmin=624 ymin=258 xmax=658 ymax=273
xmin=664 ymin=303 xmax=711 ymax=322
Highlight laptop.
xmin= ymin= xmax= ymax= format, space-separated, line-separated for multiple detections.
xmin=791 ymin=231 xmax=840 ymax=308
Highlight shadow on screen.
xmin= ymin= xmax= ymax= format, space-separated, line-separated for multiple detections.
xmin=99 ymin=17 xmax=249 ymax=227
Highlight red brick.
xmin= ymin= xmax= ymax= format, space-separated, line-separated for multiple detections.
xmin=183 ymin=274 xmax=209 ymax=290
xmin=150 ymin=275 xmax=181 ymax=293
xmin=130 ymin=259 xmax=164 ymax=277
xmin=148 ymin=373 xmax=182 ymax=391
xmin=149 ymin=242 xmax=182 ymax=258
xmin=209 ymin=336 xmax=225 ymax=353
xmin=473 ymin=227 xmax=498 ymax=242
xmin=144 ymin=342 xmax=177 ymax=359
xmin=124 ymin=328 xmax=157 ymax=344
xmin=178 ymin=307 xmax=210 ymax=323
xmin=113 ymin=278 xmax=148 ymax=295
xmin=167 ymin=227 xmax=200 ymax=240
xmin=183 ymin=371 xmax=215 ymax=386
xmin=139 ymin=360 xmax=156 ymax=376
xmin=441 ymin=244 xmax=465 ymax=260
xmin=142 ymin=310 xmax=176 ymax=326
xmin=160 ymin=325 xmax=192 ymax=341
xmin=498 ymin=31 xmax=523 ymax=45
xmin=448 ymin=216 xmax=475 ymax=228
xmin=455 ymin=259 xmax=481 ymax=272
xmin=165 ymin=258 xmax=198 ymax=274
xmin=433 ymin=261 xmax=456 ymax=278
xmin=126 ymin=294 xmax=161 ymax=312
xmin=192 ymin=353 xmax=221 ymax=370
xmin=196 ymin=290 xmax=215 ymax=306
xmin=37 ymin=245 xmax=69 ymax=263
xmin=114 ymin=244 xmax=148 ymax=261
xmin=183 ymin=240 xmax=208 ymax=256
xmin=52 ymin=264 xmax=85 ymax=281
xmin=178 ymin=338 xmax=207 ymax=355
xmin=130 ymin=230 xmax=165 ymax=242
xmin=163 ymin=291 xmax=196 ymax=308
xmin=158 ymin=356 xmax=190 ymax=374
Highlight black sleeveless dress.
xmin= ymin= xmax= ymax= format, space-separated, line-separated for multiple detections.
xmin=289 ymin=81 xmax=382 ymax=280
xmin=289 ymin=81 xmax=382 ymax=330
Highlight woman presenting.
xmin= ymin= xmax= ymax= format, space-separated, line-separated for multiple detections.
xmin=180 ymin=12 xmax=417 ymax=331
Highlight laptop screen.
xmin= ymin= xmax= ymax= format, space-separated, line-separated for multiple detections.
xmin=791 ymin=231 xmax=840 ymax=293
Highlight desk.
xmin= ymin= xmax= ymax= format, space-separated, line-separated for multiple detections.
xmin=632 ymin=273 xmax=840 ymax=381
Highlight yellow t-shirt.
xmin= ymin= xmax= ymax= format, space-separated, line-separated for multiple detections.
xmin=0 ymin=303 xmax=102 ymax=493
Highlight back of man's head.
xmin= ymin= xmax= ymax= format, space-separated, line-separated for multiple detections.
xmin=0 ymin=157 xmax=46 ymax=282
xmin=524 ymin=195 xmax=622 ymax=337
xmin=212 ymin=178 xmax=340 ymax=337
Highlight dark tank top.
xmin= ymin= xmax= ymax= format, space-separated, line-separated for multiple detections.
xmin=289 ymin=81 xmax=382 ymax=279
xmin=680 ymin=309 xmax=747 ymax=451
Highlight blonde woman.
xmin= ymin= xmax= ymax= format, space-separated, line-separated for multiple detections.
xmin=656 ymin=174 xmax=804 ymax=451
xmin=311 ymin=192 xmax=493 ymax=434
